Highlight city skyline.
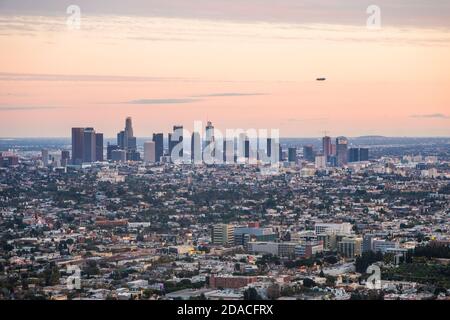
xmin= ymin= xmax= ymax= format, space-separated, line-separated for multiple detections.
xmin=61 ymin=117 xmax=372 ymax=167
xmin=1 ymin=1 xmax=450 ymax=137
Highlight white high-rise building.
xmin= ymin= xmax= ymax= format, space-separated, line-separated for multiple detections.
xmin=144 ymin=141 xmax=156 ymax=163
xmin=211 ymin=224 xmax=234 ymax=246
xmin=315 ymin=155 xmax=326 ymax=169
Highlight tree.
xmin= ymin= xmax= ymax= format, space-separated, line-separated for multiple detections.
xmin=281 ymin=286 xmax=295 ymax=297
xmin=414 ymin=244 xmax=450 ymax=259
xmin=355 ymin=251 xmax=383 ymax=273
xmin=243 ymin=287 xmax=262 ymax=300
xmin=43 ymin=264 xmax=60 ymax=286
xmin=302 ymin=278 xmax=315 ymax=288
xmin=324 ymin=255 xmax=338 ymax=265
xmin=383 ymin=253 xmax=395 ymax=264
xmin=266 ymin=283 xmax=281 ymax=300
xmin=83 ymin=260 xmax=100 ymax=277
xmin=136 ymin=233 xmax=144 ymax=242
xmin=142 ymin=289 xmax=159 ymax=299
xmin=325 ymin=276 xmax=336 ymax=287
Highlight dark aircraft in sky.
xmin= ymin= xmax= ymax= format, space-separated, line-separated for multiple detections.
xmin=316 ymin=77 xmax=326 ymax=81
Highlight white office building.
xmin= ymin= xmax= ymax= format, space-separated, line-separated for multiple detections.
xmin=315 ymin=155 xmax=326 ymax=169
xmin=372 ymin=239 xmax=398 ymax=254
xmin=315 ymin=222 xmax=352 ymax=235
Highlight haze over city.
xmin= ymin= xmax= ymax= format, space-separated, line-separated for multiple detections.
xmin=1 ymin=0 xmax=450 ymax=138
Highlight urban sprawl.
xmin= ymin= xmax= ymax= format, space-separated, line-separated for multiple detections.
xmin=0 ymin=117 xmax=449 ymax=300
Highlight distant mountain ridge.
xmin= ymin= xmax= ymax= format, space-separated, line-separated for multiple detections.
xmin=355 ymin=135 xmax=386 ymax=139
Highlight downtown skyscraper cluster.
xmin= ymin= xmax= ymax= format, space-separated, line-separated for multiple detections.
xmin=70 ymin=117 xmax=369 ymax=168
xmin=71 ymin=127 xmax=103 ymax=165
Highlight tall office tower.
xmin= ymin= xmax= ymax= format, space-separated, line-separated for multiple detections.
xmin=127 ymin=136 xmax=137 ymax=152
xmin=117 ymin=131 xmax=125 ymax=150
xmin=244 ymin=138 xmax=250 ymax=159
xmin=168 ymin=133 xmax=172 ymax=155
xmin=152 ymin=133 xmax=164 ymax=163
xmin=359 ymin=148 xmax=369 ymax=161
xmin=322 ymin=136 xmax=332 ymax=159
xmin=263 ymin=137 xmax=277 ymax=163
xmin=95 ymin=133 xmax=104 ymax=162
xmin=211 ymin=224 xmax=235 ymax=247
xmin=336 ymin=136 xmax=349 ymax=166
xmin=222 ymin=140 xmax=227 ymax=162
xmin=348 ymin=148 xmax=360 ymax=163
xmin=71 ymin=128 xmax=84 ymax=165
xmin=315 ymin=154 xmax=326 ymax=169
xmin=331 ymin=144 xmax=337 ymax=156
xmin=169 ymin=125 xmax=183 ymax=160
xmin=222 ymin=139 xmax=229 ymax=163
xmin=204 ymin=121 xmax=215 ymax=158
xmin=83 ymin=127 xmax=96 ymax=163
xmin=288 ymin=147 xmax=297 ymax=163
xmin=125 ymin=116 xmax=134 ymax=138
xmin=41 ymin=149 xmax=49 ymax=166
xmin=123 ymin=117 xmax=133 ymax=151
xmin=236 ymin=133 xmax=246 ymax=160
xmin=303 ymin=145 xmax=315 ymax=162
xmin=117 ymin=117 xmax=136 ymax=153
xmin=279 ymin=145 xmax=283 ymax=162
xmin=267 ymin=138 xmax=272 ymax=158
xmin=143 ymin=141 xmax=156 ymax=163
xmin=127 ymin=122 xmax=137 ymax=151
xmin=191 ymin=131 xmax=202 ymax=163
xmin=61 ymin=150 xmax=70 ymax=167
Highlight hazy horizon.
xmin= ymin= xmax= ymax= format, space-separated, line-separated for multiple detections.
xmin=1 ymin=134 xmax=450 ymax=139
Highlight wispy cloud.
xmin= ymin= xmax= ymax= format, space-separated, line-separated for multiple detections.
xmin=0 ymin=72 xmax=190 ymax=82
xmin=125 ymin=93 xmax=267 ymax=105
xmin=284 ymin=117 xmax=328 ymax=122
xmin=0 ymin=92 xmax=31 ymax=97
xmin=0 ymin=72 xmax=283 ymax=84
xmin=411 ymin=113 xmax=449 ymax=119
xmin=127 ymin=36 xmax=194 ymax=42
xmin=1 ymin=0 xmax=450 ymax=28
xmin=0 ymin=105 xmax=62 ymax=111
xmin=126 ymin=98 xmax=202 ymax=105
xmin=191 ymin=92 xmax=267 ymax=97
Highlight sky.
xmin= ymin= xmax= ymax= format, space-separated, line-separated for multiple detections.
xmin=0 ymin=0 xmax=449 ymax=138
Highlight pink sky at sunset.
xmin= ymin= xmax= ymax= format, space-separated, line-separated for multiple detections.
xmin=0 ymin=2 xmax=449 ymax=137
